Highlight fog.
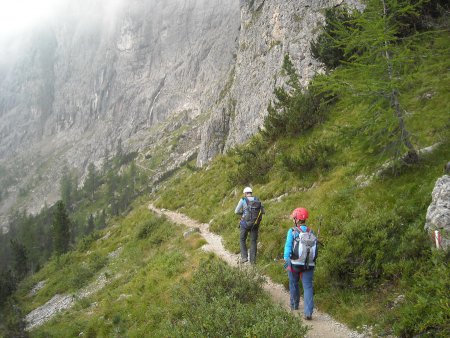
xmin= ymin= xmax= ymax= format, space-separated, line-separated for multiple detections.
xmin=0 ymin=0 xmax=126 ymax=44
xmin=0 ymin=0 xmax=61 ymax=40
xmin=0 ymin=0 xmax=128 ymax=69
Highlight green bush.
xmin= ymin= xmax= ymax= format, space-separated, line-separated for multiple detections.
xmin=228 ymin=135 xmax=274 ymax=186
xmin=136 ymin=217 xmax=163 ymax=240
xmin=391 ymin=250 xmax=450 ymax=337
xmin=168 ymin=258 xmax=307 ymax=337
xmin=136 ymin=215 xmax=172 ymax=245
xmin=77 ymin=232 xmax=101 ymax=252
xmin=281 ymin=139 xmax=336 ymax=173
xmin=262 ymin=56 xmax=334 ymax=141
xmin=319 ymin=211 xmax=429 ymax=290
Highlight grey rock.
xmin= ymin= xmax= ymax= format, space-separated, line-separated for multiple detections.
xmin=28 ymin=280 xmax=47 ymax=297
xmin=425 ymin=175 xmax=450 ymax=250
xmin=25 ymin=294 xmax=75 ymax=331
xmin=197 ymin=0 xmax=362 ymax=166
xmin=183 ymin=227 xmax=200 ymax=238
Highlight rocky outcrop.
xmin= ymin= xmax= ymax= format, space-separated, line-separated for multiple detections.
xmin=425 ymin=175 xmax=450 ymax=250
xmin=197 ymin=0 xmax=362 ymax=166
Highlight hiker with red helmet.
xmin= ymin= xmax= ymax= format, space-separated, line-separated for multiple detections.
xmin=283 ymin=207 xmax=318 ymax=320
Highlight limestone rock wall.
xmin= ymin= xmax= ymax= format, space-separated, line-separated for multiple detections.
xmin=197 ymin=0 xmax=361 ymax=166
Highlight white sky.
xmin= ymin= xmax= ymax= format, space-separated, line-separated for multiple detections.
xmin=0 ymin=0 xmax=61 ymax=37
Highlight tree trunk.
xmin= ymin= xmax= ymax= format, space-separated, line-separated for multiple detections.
xmin=382 ymin=0 xmax=419 ymax=163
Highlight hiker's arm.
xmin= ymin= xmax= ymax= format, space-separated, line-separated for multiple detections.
xmin=235 ymin=199 xmax=243 ymax=215
xmin=283 ymin=230 xmax=294 ymax=260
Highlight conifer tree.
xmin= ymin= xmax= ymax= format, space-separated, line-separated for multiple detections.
xmin=0 ymin=269 xmax=16 ymax=305
xmin=317 ymin=0 xmax=425 ymax=162
xmin=102 ymin=147 xmax=111 ymax=174
xmin=129 ymin=161 xmax=137 ymax=195
xmin=86 ymin=214 xmax=95 ymax=234
xmin=85 ymin=163 xmax=97 ymax=201
xmin=10 ymin=240 xmax=28 ymax=280
xmin=52 ymin=201 xmax=70 ymax=255
xmin=97 ymin=209 xmax=107 ymax=229
xmin=60 ymin=168 xmax=73 ymax=210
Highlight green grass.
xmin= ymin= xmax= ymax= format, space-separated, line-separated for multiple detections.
xmin=10 ymin=200 xmax=307 ymax=337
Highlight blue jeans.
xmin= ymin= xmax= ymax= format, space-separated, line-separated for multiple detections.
xmin=288 ymin=267 xmax=314 ymax=316
xmin=240 ymin=221 xmax=258 ymax=264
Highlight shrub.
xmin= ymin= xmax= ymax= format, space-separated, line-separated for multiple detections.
xmin=168 ymin=258 xmax=307 ymax=337
xmin=281 ymin=139 xmax=336 ymax=173
xmin=136 ymin=215 xmax=172 ymax=245
xmin=391 ymin=250 xmax=450 ymax=337
xmin=228 ymin=135 xmax=274 ymax=185
xmin=262 ymin=56 xmax=334 ymax=141
xmin=136 ymin=217 xmax=162 ymax=240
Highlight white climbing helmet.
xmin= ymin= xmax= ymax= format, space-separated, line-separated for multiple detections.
xmin=243 ymin=187 xmax=253 ymax=194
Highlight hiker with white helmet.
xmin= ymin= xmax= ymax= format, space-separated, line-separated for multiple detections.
xmin=235 ymin=187 xmax=265 ymax=264
xmin=283 ymin=207 xmax=318 ymax=320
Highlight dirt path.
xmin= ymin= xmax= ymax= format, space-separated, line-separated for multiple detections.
xmin=149 ymin=204 xmax=364 ymax=338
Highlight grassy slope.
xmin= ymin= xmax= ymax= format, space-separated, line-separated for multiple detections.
xmin=16 ymin=203 xmax=200 ymax=337
xmin=154 ymin=31 xmax=450 ymax=334
xmin=12 ymin=200 xmax=306 ymax=337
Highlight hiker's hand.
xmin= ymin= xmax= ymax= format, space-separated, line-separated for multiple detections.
xmin=283 ymin=259 xmax=290 ymax=269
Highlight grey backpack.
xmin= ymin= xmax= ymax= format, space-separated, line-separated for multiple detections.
xmin=291 ymin=227 xmax=317 ymax=268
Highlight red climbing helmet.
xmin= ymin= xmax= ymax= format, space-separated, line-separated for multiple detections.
xmin=291 ymin=208 xmax=309 ymax=221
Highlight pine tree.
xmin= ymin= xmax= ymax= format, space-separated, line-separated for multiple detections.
xmin=97 ymin=209 xmax=107 ymax=229
xmin=316 ymin=0 xmax=427 ymax=163
xmin=86 ymin=214 xmax=95 ymax=234
xmin=85 ymin=163 xmax=97 ymax=201
xmin=10 ymin=240 xmax=28 ymax=280
xmin=52 ymin=201 xmax=70 ymax=255
xmin=60 ymin=168 xmax=73 ymax=210
xmin=262 ymin=55 xmax=331 ymax=141
xmin=0 ymin=269 xmax=16 ymax=305
xmin=102 ymin=147 xmax=111 ymax=174
xmin=129 ymin=161 xmax=137 ymax=195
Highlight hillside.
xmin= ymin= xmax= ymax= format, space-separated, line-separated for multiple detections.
xmin=152 ymin=6 xmax=450 ymax=335
xmin=1 ymin=0 xmax=449 ymax=337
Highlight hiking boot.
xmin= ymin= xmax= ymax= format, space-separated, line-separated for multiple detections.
xmin=241 ymin=258 xmax=249 ymax=264
xmin=304 ymin=315 xmax=312 ymax=320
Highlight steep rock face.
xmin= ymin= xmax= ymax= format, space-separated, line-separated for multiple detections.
xmin=197 ymin=0 xmax=361 ymax=166
xmin=425 ymin=175 xmax=450 ymax=250
xmin=0 ymin=0 xmax=364 ymax=221
xmin=0 ymin=0 xmax=240 ymax=215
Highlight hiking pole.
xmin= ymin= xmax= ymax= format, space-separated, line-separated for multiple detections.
xmin=317 ymin=215 xmax=324 ymax=247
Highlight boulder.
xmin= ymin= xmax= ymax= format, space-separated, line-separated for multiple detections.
xmin=425 ymin=175 xmax=450 ymax=250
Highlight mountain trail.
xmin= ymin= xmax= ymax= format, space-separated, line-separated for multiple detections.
xmin=149 ymin=204 xmax=364 ymax=338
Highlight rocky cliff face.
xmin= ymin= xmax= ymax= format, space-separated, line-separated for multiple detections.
xmin=0 ymin=0 xmax=240 ymax=218
xmin=0 ymin=0 xmax=360 ymax=223
xmin=196 ymin=0 xmax=362 ymax=166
